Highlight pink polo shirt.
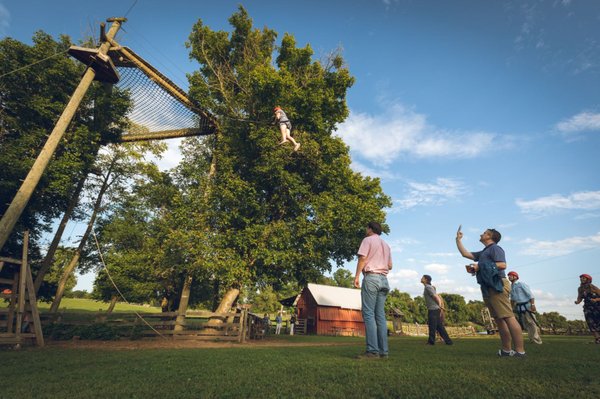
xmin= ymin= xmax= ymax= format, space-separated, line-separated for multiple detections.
xmin=358 ymin=234 xmax=392 ymax=276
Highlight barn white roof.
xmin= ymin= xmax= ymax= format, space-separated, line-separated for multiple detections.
xmin=306 ymin=283 xmax=362 ymax=310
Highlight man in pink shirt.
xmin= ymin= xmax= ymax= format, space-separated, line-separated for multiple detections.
xmin=354 ymin=221 xmax=392 ymax=359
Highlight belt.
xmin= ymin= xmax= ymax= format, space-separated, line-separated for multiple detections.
xmin=363 ymin=271 xmax=384 ymax=275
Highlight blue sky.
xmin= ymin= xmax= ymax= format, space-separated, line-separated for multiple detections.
xmin=2 ymin=0 xmax=599 ymax=319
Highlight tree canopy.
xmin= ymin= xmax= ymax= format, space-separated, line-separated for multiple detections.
xmin=0 ymin=31 xmax=130 ymax=256
xmin=179 ymin=6 xmax=391 ymax=297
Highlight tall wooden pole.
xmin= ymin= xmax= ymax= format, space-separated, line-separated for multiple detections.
xmin=0 ymin=18 xmax=125 ymax=252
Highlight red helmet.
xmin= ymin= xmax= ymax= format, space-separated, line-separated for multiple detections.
xmin=273 ymin=106 xmax=282 ymax=112
xmin=580 ymin=274 xmax=592 ymax=282
xmin=507 ymin=271 xmax=519 ymax=279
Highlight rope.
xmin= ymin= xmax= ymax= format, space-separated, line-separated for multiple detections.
xmin=512 ymin=245 xmax=600 ymax=270
xmin=0 ymin=49 xmax=70 ymax=80
xmin=123 ymin=0 xmax=139 ymax=18
xmin=91 ymin=229 xmax=168 ymax=339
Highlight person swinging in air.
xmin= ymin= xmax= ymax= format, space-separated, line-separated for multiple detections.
xmin=274 ymin=106 xmax=300 ymax=151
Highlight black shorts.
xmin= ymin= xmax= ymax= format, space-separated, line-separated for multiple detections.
xmin=279 ymin=121 xmax=292 ymax=130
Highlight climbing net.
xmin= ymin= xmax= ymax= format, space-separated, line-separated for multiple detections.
xmin=109 ymin=47 xmax=216 ymax=142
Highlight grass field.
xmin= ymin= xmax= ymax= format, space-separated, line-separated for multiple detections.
xmin=1 ymin=335 xmax=598 ymax=398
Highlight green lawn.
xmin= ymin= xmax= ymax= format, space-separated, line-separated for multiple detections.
xmin=1 ymin=335 xmax=598 ymax=398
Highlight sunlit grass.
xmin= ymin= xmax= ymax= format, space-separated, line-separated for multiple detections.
xmin=1 ymin=335 xmax=598 ymax=398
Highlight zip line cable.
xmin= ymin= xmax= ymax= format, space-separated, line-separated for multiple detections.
xmin=121 ymin=25 xmax=191 ymax=90
xmin=91 ymin=229 xmax=168 ymax=339
xmin=510 ymin=245 xmax=600 ymax=270
xmin=0 ymin=49 xmax=70 ymax=80
xmin=123 ymin=0 xmax=139 ymax=18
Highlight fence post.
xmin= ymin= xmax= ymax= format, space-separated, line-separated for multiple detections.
xmin=239 ymin=309 xmax=247 ymax=343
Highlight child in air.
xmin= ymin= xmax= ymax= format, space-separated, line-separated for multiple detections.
xmin=274 ymin=106 xmax=300 ymax=151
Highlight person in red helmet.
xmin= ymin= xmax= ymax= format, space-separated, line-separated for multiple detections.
xmin=273 ymin=106 xmax=300 ymax=151
xmin=508 ymin=271 xmax=542 ymax=344
xmin=575 ymin=274 xmax=600 ymax=344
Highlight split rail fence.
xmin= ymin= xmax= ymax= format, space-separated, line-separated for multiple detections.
xmin=44 ymin=309 xmax=250 ymax=342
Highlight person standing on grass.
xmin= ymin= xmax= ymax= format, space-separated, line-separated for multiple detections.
xmin=421 ymin=275 xmax=453 ymax=346
xmin=508 ymin=271 xmax=542 ymax=344
xmin=456 ymin=227 xmax=526 ymax=358
xmin=275 ymin=312 xmax=283 ymax=335
xmin=354 ymin=221 xmax=392 ymax=359
xmin=263 ymin=313 xmax=270 ymax=336
xmin=574 ymin=274 xmax=600 ymax=344
xmin=290 ymin=314 xmax=297 ymax=335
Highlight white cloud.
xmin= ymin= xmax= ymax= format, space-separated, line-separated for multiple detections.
xmin=516 ymin=190 xmax=600 ymax=215
xmin=387 ymin=269 xmax=419 ymax=286
xmin=0 ymin=4 xmax=9 ymax=35
xmin=146 ymin=137 xmax=184 ymax=171
xmin=520 ymin=232 xmax=600 ymax=257
xmin=574 ymin=212 xmax=600 ymax=220
xmin=350 ymin=160 xmax=397 ymax=180
xmin=424 ymin=263 xmax=450 ymax=275
xmin=425 ymin=252 xmax=456 ymax=258
xmin=392 ymin=177 xmax=468 ymax=211
xmin=555 ymin=112 xmax=600 ymax=134
xmin=387 ymin=237 xmax=420 ymax=254
xmin=336 ymin=103 xmax=500 ymax=166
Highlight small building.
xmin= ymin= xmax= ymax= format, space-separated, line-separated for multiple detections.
xmin=296 ymin=283 xmax=364 ymax=336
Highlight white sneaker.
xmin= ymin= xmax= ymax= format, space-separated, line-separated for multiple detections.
xmin=497 ymin=349 xmax=515 ymax=357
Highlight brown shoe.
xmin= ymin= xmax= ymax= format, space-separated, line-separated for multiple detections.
xmin=355 ymin=352 xmax=380 ymax=360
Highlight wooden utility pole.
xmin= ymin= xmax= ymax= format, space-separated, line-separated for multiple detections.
xmin=0 ymin=18 xmax=126 ymax=252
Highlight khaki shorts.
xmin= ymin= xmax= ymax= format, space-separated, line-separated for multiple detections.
xmin=483 ymin=278 xmax=514 ymax=319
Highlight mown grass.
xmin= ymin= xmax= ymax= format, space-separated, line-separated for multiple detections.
xmin=1 ymin=335 xmax=598 ymax=398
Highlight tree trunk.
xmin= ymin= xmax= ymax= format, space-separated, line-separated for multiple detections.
xmin=34 ymin=174 xmax=86 ymax=294
xmin=106 ymin=295 xmax=118 ymax=313
xmin=174 ymin=143 xmax=219 ymax=329
xmin=174 ymin=274 xmax=193 ymax=332
xmin=49 ymin=163 xmax=114 ymax=314
xmin=208 ymin=287 xmax=240 ymax=326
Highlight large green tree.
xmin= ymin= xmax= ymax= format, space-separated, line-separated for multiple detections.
xmin=92 ymin=163 xmax=215 ymax=311
xmin=0 ymin=32 xmax=129 ymax=255
xmin=177 ymin=6 xmax=390 ymax=309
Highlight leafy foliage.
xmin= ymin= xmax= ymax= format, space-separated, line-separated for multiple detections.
xmin=179 ymin=6 xmax=391 ymax=297
xmin=0 ymin=32 xmax=131 ymax=256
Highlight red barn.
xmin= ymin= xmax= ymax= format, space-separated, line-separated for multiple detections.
xmin=296 ymin=283 xmax=364 ymax=336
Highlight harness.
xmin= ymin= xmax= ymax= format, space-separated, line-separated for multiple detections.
xmin=515 ymin=302 xmax=541 ymax=328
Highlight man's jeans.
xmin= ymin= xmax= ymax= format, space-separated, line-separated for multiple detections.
xmin=427 ymin=309 xmax=452 ymax=344
xmin=361 ymin=273 xmax=390 ymax=355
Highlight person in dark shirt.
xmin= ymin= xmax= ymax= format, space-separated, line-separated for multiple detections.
xmin=421 ymin=274 xmax=453 ymax=346
xmin=456 ymin=227 xmax=525 ymax=357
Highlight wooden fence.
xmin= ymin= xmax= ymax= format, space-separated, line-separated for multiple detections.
xmin=396 ymin=323 xmax=476 ymax=337
xmin=43 ymin=309 xmax=250 ymax=342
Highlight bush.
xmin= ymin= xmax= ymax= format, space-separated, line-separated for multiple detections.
xmin=66 ymin=290 xmax=92 ymax=299
xmin=43 ymin=323 xmax=127 ymax=341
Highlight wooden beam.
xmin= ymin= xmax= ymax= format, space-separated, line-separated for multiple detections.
xmin=25 ymin=257 xmax=45 ymax=347
xmin=0 ymin=256 xmax=22 ymax=265
xmin=119 ymin=128 xmax=212 ymax=142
